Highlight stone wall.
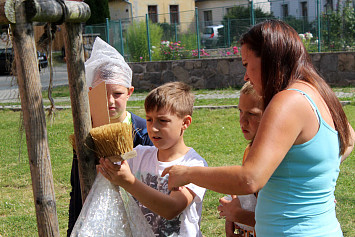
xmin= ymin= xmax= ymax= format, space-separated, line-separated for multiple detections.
xmin=129 ymin=52 xmax=355 ymax=90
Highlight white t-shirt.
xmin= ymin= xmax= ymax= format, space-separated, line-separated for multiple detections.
xmin=128 ymin=145 xmax=208 ymax=237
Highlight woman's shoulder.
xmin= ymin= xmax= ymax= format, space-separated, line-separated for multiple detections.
xmin=267 ymin=89 xmax=307 ymax=114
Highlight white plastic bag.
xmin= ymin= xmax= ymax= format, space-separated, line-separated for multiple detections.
xmin=70 ymin=173 xmax=154 ymax=237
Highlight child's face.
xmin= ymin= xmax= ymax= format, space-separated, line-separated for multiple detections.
xmin=146 ymin=107 xmax=188 ymax=150
xmin=238 ymin=93 xmax=263 ymax=141
xmin=106 ymin=84 xmax=133 ymax=122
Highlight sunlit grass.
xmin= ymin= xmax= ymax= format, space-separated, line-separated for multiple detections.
xmin=0 ymin=92 xmax=354 ymax=236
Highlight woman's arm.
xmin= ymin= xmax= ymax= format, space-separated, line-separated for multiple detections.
xmin=163 ymin=91 xmax=314 ymax=194
xmin=341 ymin=123 xmax=355 ymax=163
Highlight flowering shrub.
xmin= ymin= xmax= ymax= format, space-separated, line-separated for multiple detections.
xmin=299 ymin=32 xmax=317 ymax=52
xmin=192 ymin=49 xmax=210 ymax=57
xmin=219 ymin=46 xmax=240 ymax=57
xmin=160 ymin=41 xmax=189 ymax=60
xmin=232 ymin=46 xmax=239 ymax=55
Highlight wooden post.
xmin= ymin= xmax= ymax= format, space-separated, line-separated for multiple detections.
xmin=0 ymin=0 xmax=9 ymax=24
xmin=5 ymin=0 xmax=94 ymax=202
xmin=58 ymin=0 xmax=96 ymax=203
xmin=63 ymin=22 xmax=97 ymax=203
xmin=10 ymin=0 xmax=59 ymax=236
xmin=1 ymin=0 xmax=93 ymax=234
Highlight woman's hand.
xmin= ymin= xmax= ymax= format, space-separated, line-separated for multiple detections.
xmin=162 ymin=165 xmax=189 ymax=190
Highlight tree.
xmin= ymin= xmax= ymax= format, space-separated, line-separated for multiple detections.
xmin=321 ymin=1 xmax=355 ymax=51
xmin=283 ymin=15 xmax=315 ymax=35
xmin=218 ymin=5 xmax=274 ymax=47
xmin=85 ymin=0 xmax=110 ymax=25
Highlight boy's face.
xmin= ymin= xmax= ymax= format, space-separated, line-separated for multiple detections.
xmin=238 ymin=93 xmax=263 ymax=141
xmin=106 ymin=83 xmax=134 ymax=122
xmin=146 ymin=107 xmax=188 ymax=150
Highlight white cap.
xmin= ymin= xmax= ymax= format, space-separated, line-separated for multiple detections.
xmin=85 ymin=37 xmax=132 ymax=89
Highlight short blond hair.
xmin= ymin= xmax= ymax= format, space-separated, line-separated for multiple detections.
xmin=145 ymin=82 xmax=195 ymax=118
xmin=240 ymin=82 xmax=263 ymax=108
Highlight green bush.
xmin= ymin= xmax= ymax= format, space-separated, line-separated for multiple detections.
xmin=179 ymin=33 xmax=197 ymax=51
xmin=126 ymin=21 xmax=163 ymax=62
xmin=321 ymin=4 xmax=355 ymax=51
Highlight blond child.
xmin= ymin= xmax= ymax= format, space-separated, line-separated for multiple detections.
xmin=98 ymin=82 xmax=208 ymax=237
xmin=218 ymin=82 xmax=263 ymax=237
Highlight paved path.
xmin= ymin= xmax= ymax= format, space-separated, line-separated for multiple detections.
xmin=0 ymin=65 xmax=69 ymax=103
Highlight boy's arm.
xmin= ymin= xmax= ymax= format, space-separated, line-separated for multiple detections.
xmin=98 ymin=158 xmax=195 ymax=220
xmin=125 ymin=178 xmax=195 ymax=220
xmin=218 ymin=196 xmax=255 ymax=227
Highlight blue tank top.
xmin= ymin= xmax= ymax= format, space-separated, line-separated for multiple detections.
xmin=255 ymin=89 xmax=343 ymax=236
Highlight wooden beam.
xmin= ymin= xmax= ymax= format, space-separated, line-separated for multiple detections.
xmin=11 ymin=0 xmax=59 ymax=236
xmin=2 ymin=0 xmax=90 ymax=24
xmin=63 ymin=22 xmax=97 ymax=203
xmin=0 ymin=0 xmax=9 ymax=24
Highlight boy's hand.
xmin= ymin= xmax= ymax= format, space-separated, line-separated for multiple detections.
xmin=97 ymin=158 xmax=135 ymax=188
xmin=218 ymin=196 xmax=241 ymax=222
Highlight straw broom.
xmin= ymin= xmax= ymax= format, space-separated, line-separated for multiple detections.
xmin=69 ymin=133 xmax=76 ymax=151
xmin=89 ymin=122 xmax=136 ymax=162
xmin=71 ymin=122 xmax=154 ymax=236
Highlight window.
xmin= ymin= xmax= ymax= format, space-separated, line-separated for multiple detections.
xmin=324 ymin=0 xmax=333 ymax=12
xmin=282 ymin=4 xmax=289 ymax=18
xmin=226 ymin=7 xmax=233 ymax=14
xmin=170 ymin=5 xmax=179 ymax=24
xmin=301 ymin=2 xmax=308 ymax=19
xmin=148 ymin=5 xmax=158 ymax=23
xmin=204 ymin=10 xmax=213 ymax=26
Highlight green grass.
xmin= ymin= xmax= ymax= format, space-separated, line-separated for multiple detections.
xmin=0 ymin=89 xmax=354 ymax=236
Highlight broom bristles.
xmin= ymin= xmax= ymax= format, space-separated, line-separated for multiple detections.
xmin=69 ymin=134 xmax=76 ymax=150
xmin=89 ymin=123 xmax=133 ymax=161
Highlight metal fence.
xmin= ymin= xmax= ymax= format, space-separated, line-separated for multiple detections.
xmin=83 ymin=1 xmax=355 ymax=62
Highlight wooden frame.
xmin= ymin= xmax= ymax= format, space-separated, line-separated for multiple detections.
xmin=0 ymin=1 xmax=93 ymax=235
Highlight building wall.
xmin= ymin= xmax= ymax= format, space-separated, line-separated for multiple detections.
xmin=132 ymin=0 xmax=195 ymax=24
xmin=270 ymin=0 xmax=339 ymax=22
xmin=109 ymin=1 xmax=131 ymax=21
xmin=195 ymin=0 xmax=249 ymax=26
xmin=253 ymin=0 xmax=271 ymax=13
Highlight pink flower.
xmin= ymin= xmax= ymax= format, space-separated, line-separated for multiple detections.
xmin=226 ymin=52 xmax=231 ymax=56
xmin=233 ymin=46 xmax=239 ymax=54
xmin=139 ymin=57 xmax=143 ymax=60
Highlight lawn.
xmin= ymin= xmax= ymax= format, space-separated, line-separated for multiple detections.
xmin=0 ymin=88 xmax=354 ymax=236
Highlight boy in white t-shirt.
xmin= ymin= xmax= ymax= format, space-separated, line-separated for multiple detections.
xmin=98 ymin=82 xmax=208 ymax=237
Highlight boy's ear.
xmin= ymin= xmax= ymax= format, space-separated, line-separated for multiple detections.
xmin=182 ymin=115 xmax=192 ymax=130
xmin=127 ymin=86 xmax=134 ymax=97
